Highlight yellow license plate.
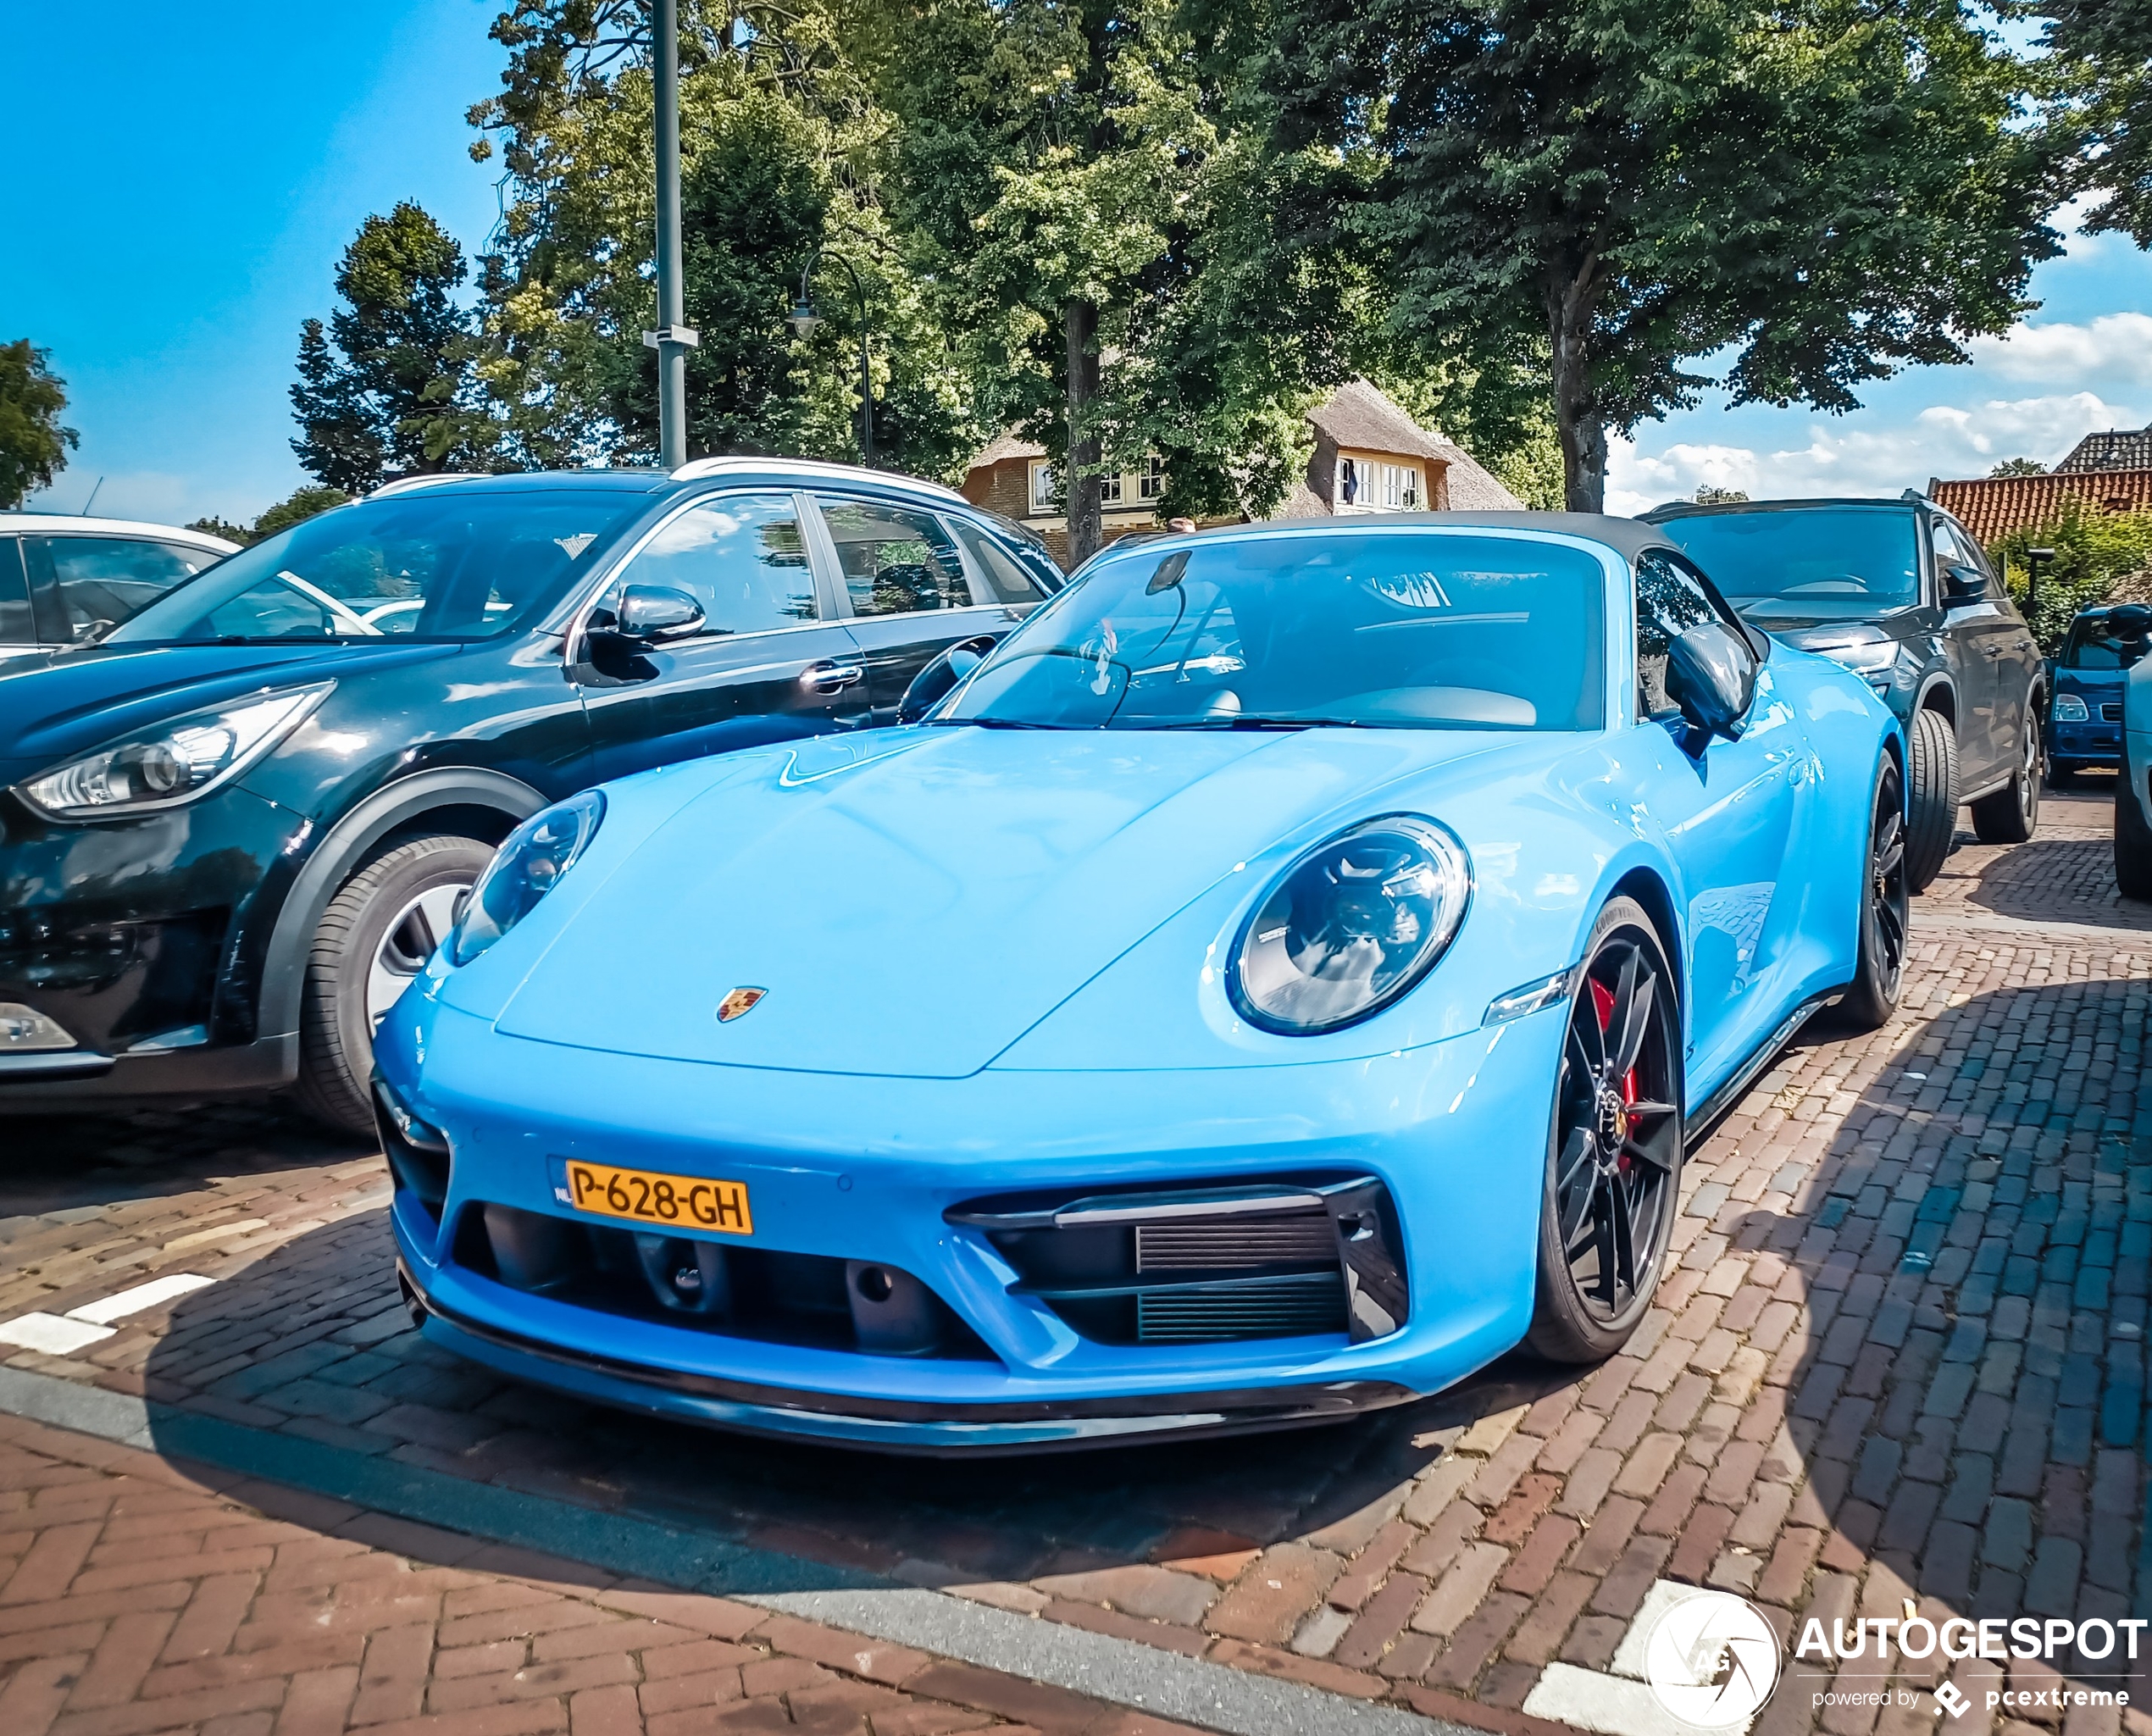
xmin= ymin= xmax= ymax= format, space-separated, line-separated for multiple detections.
xmin=562 ymin=1161 xmax=753 ymax=1235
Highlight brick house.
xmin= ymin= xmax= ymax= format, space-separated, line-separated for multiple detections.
xmin=959 ymin=379 xmax=1525 ymax=567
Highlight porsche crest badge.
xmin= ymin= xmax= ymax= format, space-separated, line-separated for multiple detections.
xmin=717 ymin=987 xmax=768 ymax=1023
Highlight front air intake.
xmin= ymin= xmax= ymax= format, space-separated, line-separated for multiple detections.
xmin=947 ymin=1176 xmax=1408 ymax=1346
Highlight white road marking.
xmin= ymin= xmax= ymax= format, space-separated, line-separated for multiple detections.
xmin=1523 ymin=1580 xmax=1761 ymax=1736
xmin=0 ymin=1313 xmax=116 ymax=1356
xmin=67 ymin=1273 xmax=214 ymax=1325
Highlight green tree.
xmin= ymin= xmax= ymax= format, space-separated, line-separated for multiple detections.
xmin=1990 ymin=457 xmax=2049 ymax=476
xmin=0 ymin=341 xmax=79 ymax=509
xmin=292 ymin=203 xmax=495 ymax=494
xmin=184 ymin=486 xmax=354 ymax=548
xmin=1267 ymin=0 xmax=2065 ymax=510
xmin=2041 ymin=0 xmax=2152 ymax=246
xmin=183 ymin=515 xmax=252 ymax=545
xmin=470 ymin=0 xmax=975 ymax=477
xmin=1990 ymin=499 xmax=2152 ymax=650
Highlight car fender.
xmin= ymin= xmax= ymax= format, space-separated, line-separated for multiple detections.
xmin=246 ymin=767 xmax=548 ymax=1052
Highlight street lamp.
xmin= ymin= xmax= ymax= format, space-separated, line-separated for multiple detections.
xmin=790 ymin=250 xmax=874 ymax=466
xmin=2025 ymin=546 xmax=2055 ymax=608
xmin=641 ymin=0 xmax=697 ymax=471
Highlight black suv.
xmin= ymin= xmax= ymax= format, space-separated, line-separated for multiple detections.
xmin=1645 ymin=496 xmax=2044 ymax=890
xmin=0 ymin=460 xmax=1058 ymax=1129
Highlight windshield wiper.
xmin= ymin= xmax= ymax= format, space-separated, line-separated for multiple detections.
xmin=1147 ymin=715 xmax=1377 ymax=730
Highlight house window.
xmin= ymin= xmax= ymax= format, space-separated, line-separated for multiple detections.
xmin=1137 ymin=456 xmax=1166 ymax=501
xmin=1029 ymin=461 xmax=1059 ymax=514
xmin=1339 ymin=458 xmax=1421 ymax=512
xmin=1100 ymin=470 xmax=1123 ymax=507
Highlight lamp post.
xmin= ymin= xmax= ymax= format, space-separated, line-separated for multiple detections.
xmin=641 ymin=0 xmax=697 ymax=470
xmin=790 ymin=250 xmax=874 ymax=467
xmin=2025 ymin=545 xmax=2055 ymax=608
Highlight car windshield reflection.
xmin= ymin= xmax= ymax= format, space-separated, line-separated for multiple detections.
xmin=936 ymin=530 xmax=1606 ymax=732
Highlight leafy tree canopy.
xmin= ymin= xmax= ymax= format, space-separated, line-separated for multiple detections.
xmin=186 ymin=486 xmax=353 ymax=547
xmin=1990 ymin=456 xmax=2049 ymax=476
xmin=1267 ymin=0 xmax=2066 ymax=510
xmin=0 ymin=340 xmax=80 ymax=510
xmin=2040 ymin=0 xmax=2152 ymax=246
xmin=292 ymin=202 xmax=495 ymax=494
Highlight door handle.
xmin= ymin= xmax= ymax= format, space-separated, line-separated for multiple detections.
xmin=802 ymin=661 xmax=866 ymax=693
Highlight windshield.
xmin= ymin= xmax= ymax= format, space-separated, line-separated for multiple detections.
xmin=939 ymin=530 xmax=1606 ymax=731
xmin=1656 ymin=507 xmax=1922 ymax=618
xmin=2061 ymin=617 xmax=2152 ymax=669
xmin=105 ymin=487 xmax=649 ymax=645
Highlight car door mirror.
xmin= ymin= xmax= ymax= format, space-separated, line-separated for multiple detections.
xmin=1942 ymin=565 xmax=1986 ymax=607
xmin=607 ymin=585 xmax=705 ymax=646
xmin=2111 ymin=604 xmax=2152 ymax=640
xmin=1664 ymin=620 xmax=1757 ymax=746
xmin=898 ymin=634 xmax=1001 ymax=724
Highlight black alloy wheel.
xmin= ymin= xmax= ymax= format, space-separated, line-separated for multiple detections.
xmin=1833 ymin=757 xmax=1910 ymax=1030
xmin=1527 ymin=896 xmax=1683 ymax=1362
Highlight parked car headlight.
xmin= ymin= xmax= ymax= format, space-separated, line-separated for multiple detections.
xmin=1230 ymin=816 xmax=1471 ymax=1034
xmin=449 ymin=790 xmax=606 ymax=966
xmin=1807 ymin=638 xmax=1900 ymax=678
xmin=14 ymin=684 xmax=331 ymax=819
xmin=2053 ymin=695 xmax=2090 ymax=724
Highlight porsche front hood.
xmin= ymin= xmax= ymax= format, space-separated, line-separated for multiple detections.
xmin=492 ymin=724 xmax=1501 ymax=1079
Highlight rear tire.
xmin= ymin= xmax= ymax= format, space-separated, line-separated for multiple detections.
xmin=296 ymin=835 xmax=493 ymax=1135
xmin=1904 ymin=708 xmax=1958 ymax=893
xmin=1971 ymin=711 xmax=2041 ymax=844
xmin=1832 ymin=757 xmax=1910 ymax=1032
xmin=2119 ymin=772 xmax=2152 ymax=902
xmin=1526 ymin=897 xmax=1683 ymax=1365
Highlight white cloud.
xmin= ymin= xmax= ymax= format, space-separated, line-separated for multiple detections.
xmin=1608 ymin=391 xmax=2142 ymax=517
xmin=1968 ymin=313 xmax=2152 ymax=386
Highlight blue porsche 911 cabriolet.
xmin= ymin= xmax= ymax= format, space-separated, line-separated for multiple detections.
xmin=373 ymin=513 xmax=1906 ymax=1452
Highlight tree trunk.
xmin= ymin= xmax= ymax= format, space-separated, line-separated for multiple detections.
xmin=1549 ymin=275 xmax=1606 ymax=513
xmin=1065 ymin=299 xmax=1103 ymax=565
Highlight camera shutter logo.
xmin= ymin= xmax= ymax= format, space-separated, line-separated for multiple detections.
xmin=1645 ymin=1589 xmax=1782 ymax=1728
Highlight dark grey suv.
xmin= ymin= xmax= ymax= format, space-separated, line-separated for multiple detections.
xmin=1645 ymin=496 xmax=2044 ymax=890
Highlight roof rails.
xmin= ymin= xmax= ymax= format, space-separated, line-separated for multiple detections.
xmin=668 ymin=454 xmax=966 ymax=502
xmin=367 ymin=474 xmax=481 ymax=501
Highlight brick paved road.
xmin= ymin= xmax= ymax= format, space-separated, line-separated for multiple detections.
xmin=0 ymin=1407 xmax=1199 ymax=1736
xmin=3 ymin=788 xmax=2147 ymax=1736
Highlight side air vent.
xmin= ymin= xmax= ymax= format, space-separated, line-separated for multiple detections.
xmin=947 ymin=1176 xmax=1408 ymax=1347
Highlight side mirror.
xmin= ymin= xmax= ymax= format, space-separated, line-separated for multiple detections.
xmin=1942 ymin=565 xmax=1986 ymax=605
xmin=1664 ymin=620 xmax=1757 ymax=747
xmin=898 ymin=634 xmax=1001 ymax=724
xmin=606 ymin=585 xmax=705 ymax=646
xmin=2111 ymin=604 xmax=2152 ymax=639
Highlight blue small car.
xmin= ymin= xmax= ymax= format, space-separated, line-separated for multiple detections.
xmin=2049 ymin=604 xmax=2152 ymax=781
xmin=374 ymin=514 xmax=1905 ymax=1452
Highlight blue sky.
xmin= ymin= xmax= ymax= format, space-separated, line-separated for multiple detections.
xmin=7 ymin=3 xmax=2149 ymax=529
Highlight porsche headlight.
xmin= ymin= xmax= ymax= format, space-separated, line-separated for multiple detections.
xmin=15 ymin=685 xmax=331 ymax=819
xmin=2053 ymin=695 xmax=2089 ymax=724
xmin=448 ymin=790 xmax=606 ymax=967
xmin=1231 ymin=816 xmax=1472 ymax=1034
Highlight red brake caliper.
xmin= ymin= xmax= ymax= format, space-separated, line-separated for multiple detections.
xmin=1589 ymin=979 xmax=1639 ymax=1171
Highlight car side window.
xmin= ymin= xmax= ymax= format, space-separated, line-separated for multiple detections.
xmin=0 ymin=539 xmax=31 ymax=644
xmin=948 ymin=519 xmax=1050 ymax=604
xmin=816 ymin=496 xmax=970 ymax=616
xmin=1634 ymin=552 xmax=1723 ymax=719
xmin=613 ymin=494 xmax=817 ymax=636
xmin=25 ymin=535 xmax=214 ymax=643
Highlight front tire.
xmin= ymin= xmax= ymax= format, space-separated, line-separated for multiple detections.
xmin=1832 ymin=757 xmax=1910 ymax=1031
xmin=1527 ymin=897 xmax=1683 ymax=1364
xmin=296 ymin=835 xmax=493 ymax=1135
xmin=2119 ymin=771 xmax=2152 ymax=902
xmin=1971 ymin=710 xmax=2041 ymax=844
xmin=1904 ymin=708 xmax=1958 ymax=893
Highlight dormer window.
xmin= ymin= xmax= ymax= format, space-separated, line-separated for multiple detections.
xmin=1337 ymin=457 xmax=1422 ymax=513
